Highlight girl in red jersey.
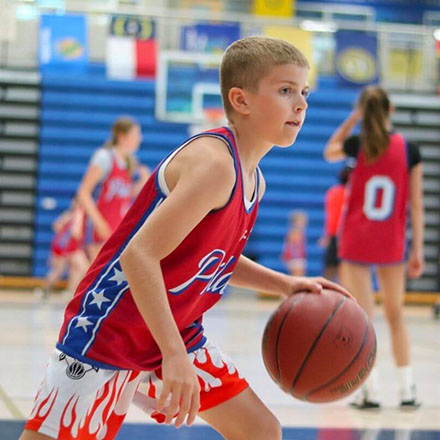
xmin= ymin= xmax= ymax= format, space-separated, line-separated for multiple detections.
xmin=325 ymin=86 xmax=424 ymax=410
xmin=37 ymin=199 xmax=89 ymax=300
xmin=78 ymin=117 xmax=150 ymax=261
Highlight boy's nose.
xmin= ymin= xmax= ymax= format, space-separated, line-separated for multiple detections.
xmin=295 ymin=100 xmax=308 ymax=112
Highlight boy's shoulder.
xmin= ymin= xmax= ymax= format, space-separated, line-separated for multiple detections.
xmin=173 ymin=134 xmax=235 ymax=175
xmin=164 ymin=134 xmax=236 ymax=206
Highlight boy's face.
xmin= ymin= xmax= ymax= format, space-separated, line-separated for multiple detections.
xmin=247 ymin=63 xmax=309 ymax=147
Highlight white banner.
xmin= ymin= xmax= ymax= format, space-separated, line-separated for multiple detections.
xmin=0 ymin=0 xmax=17 ymax=42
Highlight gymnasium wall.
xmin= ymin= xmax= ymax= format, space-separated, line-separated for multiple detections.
xmin=29 ymin=68 xmax=440 ymax=292
xmin=0 ymin=2 xmax=439 ymax=293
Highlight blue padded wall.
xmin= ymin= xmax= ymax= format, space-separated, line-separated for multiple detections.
xmin=34 ymin=68 xmax=358 ymax=278
xmin=34 ymin=65 xmax=189 ymax=276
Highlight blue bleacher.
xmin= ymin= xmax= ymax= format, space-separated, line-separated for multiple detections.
xmin=34 ymin=69 xmax=356 ymax=278
xmin=35 ymin=69 xmax=189 ymax=275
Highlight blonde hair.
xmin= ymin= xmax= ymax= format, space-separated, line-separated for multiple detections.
xmin=220 ymin=36 xmax=309 ymax=121
xmin=105 ymin=117 xmax=139 ymax=175
xmin=289 ymin=210 xmax=307 ymax=227
xmin=358 ymin=86 xmax=391 ymax=163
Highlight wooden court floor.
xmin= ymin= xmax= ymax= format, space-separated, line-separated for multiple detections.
xmin=0 ymin=288 xmax=439 ymax=439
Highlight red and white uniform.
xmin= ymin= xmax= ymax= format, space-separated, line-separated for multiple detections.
xmin=282 ymin=230 xmax=306 ymax=261
xmin=58 ymin=127 xmax=260 ymax=371
xmin=26 ymin=127 xmax=259 ymax=439
xmin=338 ymin=133 xmax=409 ymax=264
xmin=89 ymin=149 xmax=133 ymax=243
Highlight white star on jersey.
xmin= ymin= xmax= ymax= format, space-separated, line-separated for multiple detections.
xmin=89 ymin=290 xmax=111 ymax=310
xmin=108 ymin=266 xmax=126 ymax=286
xmin=75 ymin=316 xmax=93 ymax=332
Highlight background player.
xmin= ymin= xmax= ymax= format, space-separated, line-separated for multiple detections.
xmin=282 ymin=210 xmax=308 ymax=276
xmin=20 ymin=37 xmax=352 ymax=440
xmin=324 ymin=86 xmax=424 ymax=409
xmin=319 ymin=165 xmax=352 ymax=281
xmin=35 ymin=198 xmax=89 ymax=300
xmin=78 ymin=116 xmax=150 ymax=261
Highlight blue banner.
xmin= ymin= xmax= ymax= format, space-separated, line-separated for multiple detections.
xmin=335 ymin=31 xmax=379 ymax=87
xmin=39 ymin=14 xmax=88 ymax=72
xmin=181 ymin=23 xmax=240 ymax=54
xmin=298 ymin=0 xmax=440 ymax=24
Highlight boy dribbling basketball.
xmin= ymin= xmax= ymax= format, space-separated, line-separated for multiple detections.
xmin=21 ymin=37 xmax=350 ymax=440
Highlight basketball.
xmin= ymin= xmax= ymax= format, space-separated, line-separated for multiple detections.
xmin=262 ymin=289 xmax=376 ymax=403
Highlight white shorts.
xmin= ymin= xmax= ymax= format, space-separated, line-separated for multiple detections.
xmin=25 ymin=341 xmax=248 ymax=439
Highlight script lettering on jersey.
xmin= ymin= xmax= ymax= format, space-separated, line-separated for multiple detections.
xmin=105 ymin=177 xmax=131 ymax=201
xmin=169 ymin=249 xmax=236 ymax=296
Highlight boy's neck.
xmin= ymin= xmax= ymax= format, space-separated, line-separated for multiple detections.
xmin=229 ymin=123 xmax=273 ymax=176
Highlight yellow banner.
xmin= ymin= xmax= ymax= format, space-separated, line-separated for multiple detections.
xmin=263 ymin=26 xmax=316 ymax=87
xmin=388 ymin=48 xmax=423 ymax=80
xmin=254 ymin=0 xmax=294 ymax=17
xmin=180 ymin=0 xmax=224 ymax=13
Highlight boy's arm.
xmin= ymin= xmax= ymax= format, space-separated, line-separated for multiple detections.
xmin=229 ymin=255 xmax=351 ymax=298
xmin=408 ymin=163 xmax=424 ymax=278
xmin=247 ymin=173 xmax=348 ymax=295
xmin=324 ymin=110 xmax=360 ymax=162
xmin=119 ymin=137 xmax=235 ymax=428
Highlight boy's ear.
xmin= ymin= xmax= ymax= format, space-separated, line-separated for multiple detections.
xmin=228 ymin=87 xmax=251 ymax=115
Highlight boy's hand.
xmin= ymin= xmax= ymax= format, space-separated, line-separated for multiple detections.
xmin=285 ymin=276 xmax=354 ymax=300
xmin=408 ymin=247 xmax=424 ymax=279
xmin=157 ymin=352 xmax=200 ymax=428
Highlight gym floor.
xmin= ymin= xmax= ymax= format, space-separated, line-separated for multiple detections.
xmin=0 ymin=288 xmax=439 ymax=439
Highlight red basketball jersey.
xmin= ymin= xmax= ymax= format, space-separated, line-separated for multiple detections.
xmin=57 ymin=127 xmax=260 ymax=371
xmin=95 ymin=151 xmax=133 ymax=237
xmin=338 ymin=133 xmax=409 ymax=264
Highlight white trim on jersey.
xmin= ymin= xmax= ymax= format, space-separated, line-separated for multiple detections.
xmin=157 ymin=134 xmax=259 ymax=210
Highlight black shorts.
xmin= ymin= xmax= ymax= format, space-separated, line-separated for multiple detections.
xmin=324 ymin=236 xmax=339 ymax=268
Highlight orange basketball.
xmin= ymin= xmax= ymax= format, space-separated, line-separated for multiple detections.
xmin=262 ymin=289 xmax=376 ymax=403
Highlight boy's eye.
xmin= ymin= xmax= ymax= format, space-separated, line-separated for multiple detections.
xmin=280 ymin=87 xmax=292 ymax=95
xmin=302 ymin=90 xmax=310 ymax=99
